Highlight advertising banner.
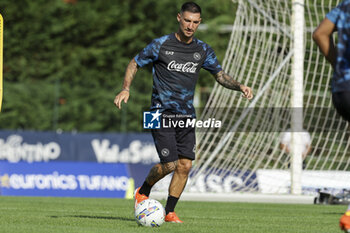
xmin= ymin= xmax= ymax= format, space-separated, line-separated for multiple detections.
xmin=0 ymin=130 xmax=159 ymax=164
xmin=0 ymin=161 xmax=131 ymax=198
xmin=0 ymin=130 xmax=259 ymax=196
xmin=152 ymin=169 xmax=258 ymax=193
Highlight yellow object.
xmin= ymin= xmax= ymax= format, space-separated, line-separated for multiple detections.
xmin=346 ymin=211 xmax=350 ymax=217
xmin=0 ymin=14 xmax=3 ymax=112
xmin=125 ymin=178 xmax=135 ymax=199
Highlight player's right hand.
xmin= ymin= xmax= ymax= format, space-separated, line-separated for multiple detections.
xmin=114 ymin=90 xmax=130 ymax=109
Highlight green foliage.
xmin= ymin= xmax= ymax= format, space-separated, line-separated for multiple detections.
xmin=0 ymin=0 xmax=236 ymax=132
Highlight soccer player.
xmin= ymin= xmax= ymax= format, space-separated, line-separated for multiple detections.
xmin=313 ymin=1 xmax=350 ymax=232
xmin=114 ymin=2 xmax=253 ymax=223
xmin=312 ymin=0 xmax=350 ymax=123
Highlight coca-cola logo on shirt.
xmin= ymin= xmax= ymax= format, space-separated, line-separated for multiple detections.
xmin=167 ymin=60 xmax=199 ymax=73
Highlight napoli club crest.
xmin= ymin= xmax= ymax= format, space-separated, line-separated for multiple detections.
xmin=193 ymin=52 xmax=201 ymax=60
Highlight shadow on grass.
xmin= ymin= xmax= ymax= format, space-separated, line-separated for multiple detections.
xmin=321 ymin=212 xmax=345 ymax=215
xmin=50 ymin=215 xmax=134 ymax=222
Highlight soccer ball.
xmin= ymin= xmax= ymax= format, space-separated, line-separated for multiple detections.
xmin=135 ymin=199 xmax=165 ymax=227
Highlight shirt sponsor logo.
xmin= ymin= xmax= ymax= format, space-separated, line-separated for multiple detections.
xmin=167 ymin=60 xmax=199 ymax=73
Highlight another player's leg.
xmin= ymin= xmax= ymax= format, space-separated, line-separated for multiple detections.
xmin=134 ymin=161 xmax=177 ymax=209
xmin=164 ymin=156 xmax=192 ymax=223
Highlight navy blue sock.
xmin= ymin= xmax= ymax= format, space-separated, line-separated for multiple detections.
xmin=165 ymin=195 xmax=179 ymax=214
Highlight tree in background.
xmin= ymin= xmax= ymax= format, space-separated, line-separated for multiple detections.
xmin=0 ymin=0 xmax=236 ymax=132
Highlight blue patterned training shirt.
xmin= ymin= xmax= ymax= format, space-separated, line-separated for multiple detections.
xmin=134 ymin=33 xmax=222 ymax=117
xmin=326 ymin=0 xmax=350 ymax=93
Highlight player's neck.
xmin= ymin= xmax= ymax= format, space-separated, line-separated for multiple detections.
xmin=175 ymin=31 xmax=193 ymax=44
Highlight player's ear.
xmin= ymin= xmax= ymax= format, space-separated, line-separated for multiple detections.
xmin=177 ymin=13 xmax=181 ymax=22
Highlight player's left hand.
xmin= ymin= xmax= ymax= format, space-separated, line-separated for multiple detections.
xmin=240 ymin=85 xmax=253 ymax=100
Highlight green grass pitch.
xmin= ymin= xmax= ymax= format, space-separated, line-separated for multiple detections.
xmin=0 ymin=196 xmax=345 ymax=233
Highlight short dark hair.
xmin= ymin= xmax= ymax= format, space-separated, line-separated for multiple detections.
xmin=180 ymin=2 xmax=201 ymax=14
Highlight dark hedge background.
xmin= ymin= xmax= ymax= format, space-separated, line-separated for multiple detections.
xmin=0 ymin=0 xmax=236 ymax=132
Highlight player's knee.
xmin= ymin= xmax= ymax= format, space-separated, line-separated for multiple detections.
xmin=177 ymin=159 xmax=192 ymax=174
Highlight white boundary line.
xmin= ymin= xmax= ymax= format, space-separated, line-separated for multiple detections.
xmin=150 ymin=192 xmax=314 ymax=204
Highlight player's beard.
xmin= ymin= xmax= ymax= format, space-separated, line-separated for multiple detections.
xmin=184 ymin=29 xmax=194 ymax=37
xmin=180 ymin=28 xmax=194 ymax=40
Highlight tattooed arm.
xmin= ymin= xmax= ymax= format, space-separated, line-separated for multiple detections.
xmin=114 ymin=58 xmax=139 ymax=109
xmin=214 ymin=70 xmax=253 ymax=99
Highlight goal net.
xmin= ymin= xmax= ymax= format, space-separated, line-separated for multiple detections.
xmin=188 ymin=0 xmax=350 ymax=195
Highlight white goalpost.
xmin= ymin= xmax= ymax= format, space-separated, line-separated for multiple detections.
xmin=290 ymin=0 xmax=305 ymax=195
xmin=186 ymin=0 xmax=349 ymax=197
